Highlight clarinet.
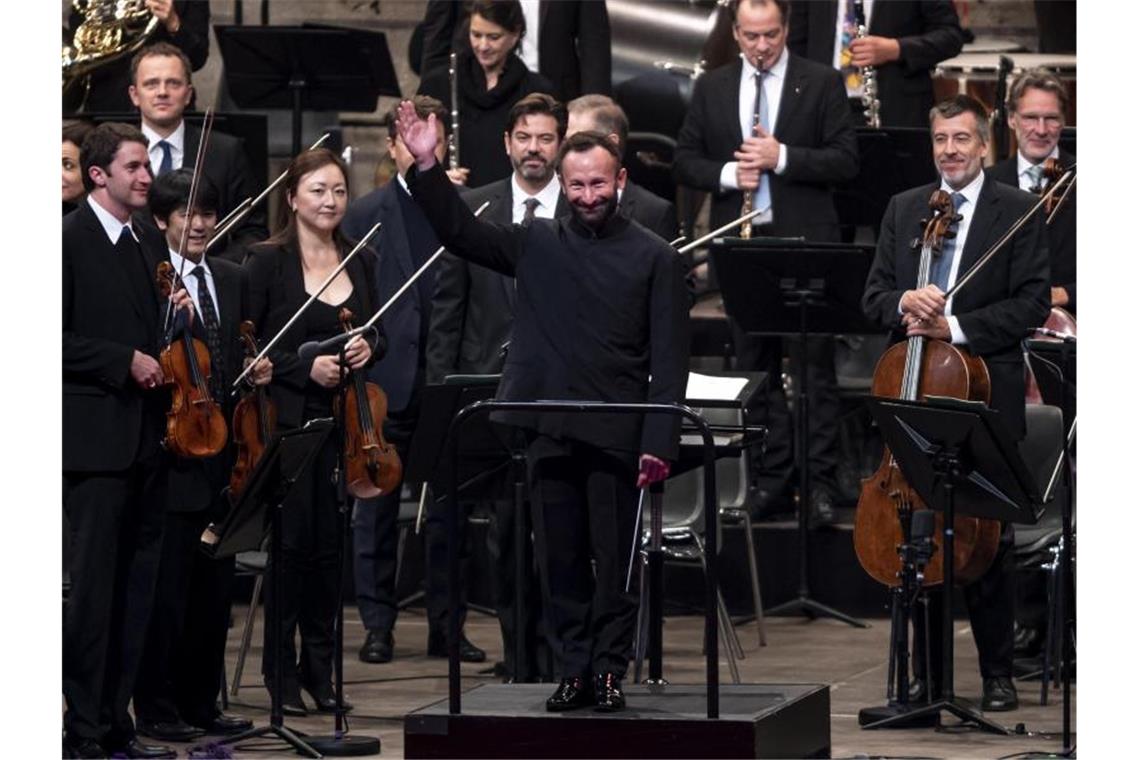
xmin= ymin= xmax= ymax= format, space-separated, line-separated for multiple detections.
xmin=853 ymin=0 xmax=881 ymax=128
xmin=739 ymin=81 xmax=762 ymax=239
xmin=448 ymin=51 xmax=460 ymax=172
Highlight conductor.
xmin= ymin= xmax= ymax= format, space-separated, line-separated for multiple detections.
xmin=394 ymin=101 xmax=690 ymax=712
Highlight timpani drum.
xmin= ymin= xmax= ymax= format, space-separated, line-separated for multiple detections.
xmin=933 ymin=52 xmax=1077 ymax=125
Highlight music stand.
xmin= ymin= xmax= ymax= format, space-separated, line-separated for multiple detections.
xmin=214 ymin=25 xmax=400 ymax=155
xmin=862 ymin=397 xmax=1042 ymax=734
xmin=208 ymin=421 xmax=333 ymax=758
xmin=712 ymin=238 xmax=877 ymax=628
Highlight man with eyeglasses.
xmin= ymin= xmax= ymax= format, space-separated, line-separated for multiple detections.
xmin=988 ymin=68 xmax=1076 ymax=313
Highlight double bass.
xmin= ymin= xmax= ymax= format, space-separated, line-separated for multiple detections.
xmin=854 ymin=190 xmax=1001 ymax=588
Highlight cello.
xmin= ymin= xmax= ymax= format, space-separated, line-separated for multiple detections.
xmin=335 ymin=308 xmax=402 ymax=498
xmin=228 ymin=320 xmax=277 ymax=501
xmin=854 ymin=190 xmax=1002 ymax=588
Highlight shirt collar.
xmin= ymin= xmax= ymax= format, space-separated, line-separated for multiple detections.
xmin=1017 ymin=145 xmax=1061 ymax=178
xmin=168 ymin=248 xmax=210 ymax=279
xmin=87 ymin=195 xmax=137 ymax=245
xmin=741 ymin=45 xmax=789 ymax=81
xmin=395 ymin=171 xmax=411 ymax=196
xmin=939 ymin=168 xmax=985 ymax=207
xmin=141 ymin=119 xmax=186 ymax=153
xmin=511 ymin=172 xmax=561 ymax=210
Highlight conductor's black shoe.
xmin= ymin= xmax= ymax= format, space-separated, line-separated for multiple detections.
xmin=545 ymin=677 xmax=594 ymax=712
xmin=427 ymin=631 xmax=487 ymax=662
xmin=981 ymin=677 xmax=1019 ymax=712
xmin=190 ymin=713 xmax=253 ymax=736
xmin=593 ymin=672 xmax=626 ymax=712
xmin=117 ymin=738 xmax=177 ymax=759
xmin=359 ymin=629 xmax=394 ymax=663
xmin=136 ymin=719 xmax=205 ymax=742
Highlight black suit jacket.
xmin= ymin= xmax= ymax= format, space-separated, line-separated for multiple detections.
xmin=341 ymin=182 xmax=439 ymax=413
xmin=420 ymin=0 xmax=612 ymax=101
xmin=674 ymin=54 xmax=859 ymax=242
xmin=244 ymin=241 xmax=384 ymax=431
xmin=63 ymin=201 xmax=168 ymax=471
xmin=426 ymin=178 xmax=678 ymax=383
xmin=162 ymin=256 xmax=250 ymax=513
xmin=184 ymin=125 xmax=268 ymax=263
xmin=411 ymin=164 xmax=690 ymax=460
xmin=862 ymin=176 xmax=1050 ymax=437
xmin=987 ymin=149 xmax=1076 ymax=313
xmin=788 ymin=0 xmax=963 ymax=128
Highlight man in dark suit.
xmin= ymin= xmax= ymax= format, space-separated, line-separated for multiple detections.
xmin=63 ymin=122 xmax=194 ymax=759
xmin=130 ymin=170 xmax=264 ymax=743
xmin=128 ymin=42 xmax=267 ymax=263
xmin=987 ymin=68 xmax=1075 ymax=313
xmin=787 ymin=0 xmax=963 ymax=128
xmin=674 ymin=0 xmax=859 ymax=521
xmin=419 ymin=0 xmax=611 ymax=101
xmin=398 ymin=101 xmax=689 ymax=712
xmin=863 ymin=95 xmax=1050 ymax=712
xmin=342 ymin=96 xmax=486 ymax=667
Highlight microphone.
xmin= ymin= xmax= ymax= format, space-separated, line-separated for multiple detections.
xmin=1028 ymin=326 xmax=1076 ymax=343
xmin=298 ymin=326 xmax=378 ymax=361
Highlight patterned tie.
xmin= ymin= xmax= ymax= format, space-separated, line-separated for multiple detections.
xmin=190 ymin=265 xmax=225 ymax=400
xmin=1026 ymin=163 xmax=1045 ymax=193
xmin=930 ymin=192 xmax=967 ymax=292
xmin=839 ymin=0 xmax=862 ymax=96
xmin=751 ymin=70 xmax=771 ymax=213
xmin=522 ymin=197 xmax=540 ymax=226
xmin=157 ymin=140 xmax=174 ymax=176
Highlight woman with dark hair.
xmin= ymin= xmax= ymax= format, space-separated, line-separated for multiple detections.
xmin=417 ymin=0 xmax=554 ymax=188
xmin=245 ymin=148 xmax=385 ymax=716
xmin=62 ymin=120 xmax=94 ymax=214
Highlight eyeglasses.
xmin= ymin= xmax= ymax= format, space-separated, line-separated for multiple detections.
xmin=1015 ymin=113 xmax=1063 ymax=129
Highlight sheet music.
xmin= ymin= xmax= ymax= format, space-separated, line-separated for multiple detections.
xmin=685 ymin=372 xmax=749 ymax=402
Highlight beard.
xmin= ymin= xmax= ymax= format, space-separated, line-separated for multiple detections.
xmin=512 ymin=152 xmax=553 ymax=183
xmin=570 ymin=192 xmax=619 ymax=231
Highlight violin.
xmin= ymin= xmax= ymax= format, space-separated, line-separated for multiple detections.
xmin=335 ymin=308 xmax=402 ymax=498
xmin=854 ymin=190 xmax=1001 ymax=588
xmin=229 ymin=321 xmax=277 ymax=501
xmin=155 ymin=261 xmax=228 ymax=459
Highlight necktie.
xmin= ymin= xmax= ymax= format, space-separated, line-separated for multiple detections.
xmin=750 ymin=70 xmax=771 ymax=214
xmin=522 ymin=197 xmax=540 ymax=226
xmin=190 ymin=265 xmax=225 ymax=400
xmin=1026 ymin=163 xmax=1045 ymax=193
xmin=930 ymin=192 xmax=967 ymax=292
xmin=157 ymin=140 xmax=174 ymax=176
xmin=839 ymin=0 xmax=861 ymax=96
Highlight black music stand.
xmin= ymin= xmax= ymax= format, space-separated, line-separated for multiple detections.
xmin=712 ymin=238 xmax=876 ymax=628
xmin=214 ymin=25 xmax=400 ymax=155
xmin=207 ymin=421 xmax=333 ymax=759
xmin=862 ymin=397 xmax=1042 ymax=734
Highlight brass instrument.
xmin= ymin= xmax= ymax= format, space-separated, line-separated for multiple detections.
xmin=448 ymin=51 xmax=460 ymax=172
xmin=63 ymin=0 xmax=159 ymax=99
xmin=853 ymin=1 xmax=881 ymax=128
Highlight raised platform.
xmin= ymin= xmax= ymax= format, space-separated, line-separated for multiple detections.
xmin=404 ymin=683 xmax=830 ymax=759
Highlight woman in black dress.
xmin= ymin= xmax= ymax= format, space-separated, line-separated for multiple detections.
xmin=417 ymin=0 xmax=554 ymax=188
xmin=245 ymin=148 xmax=385 ymax=716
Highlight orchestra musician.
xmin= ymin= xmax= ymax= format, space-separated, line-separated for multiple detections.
xmin=987 ymin=68 xmax=1076 ymax=313
xmin=396 ymin=102 xmax=689 ymax=713
xmin=862 ymin=95 xmax=1050 ymax=712
xmin=245 ymin=148 xmax=384 ymax=717
xmin=673 ymin=0 xmax=859 ymax=523
xmin=341 ymin=96 xmax=486 ymax=667
xmin=63 ymin=120 xmax=94 ymax=215
xmin=131 ymin=169 xmax=267 ymax=743
xmin=63 ymin=122 xmax=194 ymax=760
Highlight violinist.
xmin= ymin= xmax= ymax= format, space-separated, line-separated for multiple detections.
xmin=341 ymin=96 xmax=486 ymax=667
xmin=63 ymin=122 xmax=194 ymax=760
xmin=987 ymin=68 xmax=1076 ymax=313
xmin=132 ymin=169 xmax=268 ymax=743
xmin=245 ymin=148 xmax=384 ymax=717
xmin=862 ymin=95 xmax=1050 ymax=712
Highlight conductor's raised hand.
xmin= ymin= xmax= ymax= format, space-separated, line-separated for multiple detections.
xmin=395 ymin=100 xmax=441 ymax=171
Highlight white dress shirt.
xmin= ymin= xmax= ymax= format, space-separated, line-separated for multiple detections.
xmin=511 ymin=172 xmax=560 ymax=223
xmin=517 ymin=0 xmax=541 ymax=73
xmin=88 ymin=195 xmax=137 ymax=245
xmin=718 ymin=47 xmax=791 ymax=225
xmin=169 ymin=249 xmax=220 ymax=322
xmin=142 ymin=120 xmax=186 ymax=172
xmin=1016 ymin=145 xmax=1060 ymax=192
xmin=939 ymin=169 xmax=985 ymax=345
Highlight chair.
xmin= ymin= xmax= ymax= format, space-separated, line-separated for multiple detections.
xmin=1012 ymin=403 xmax=1071 ymax=704
xmin=229 ymin=542 xmax=268 ymax=697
